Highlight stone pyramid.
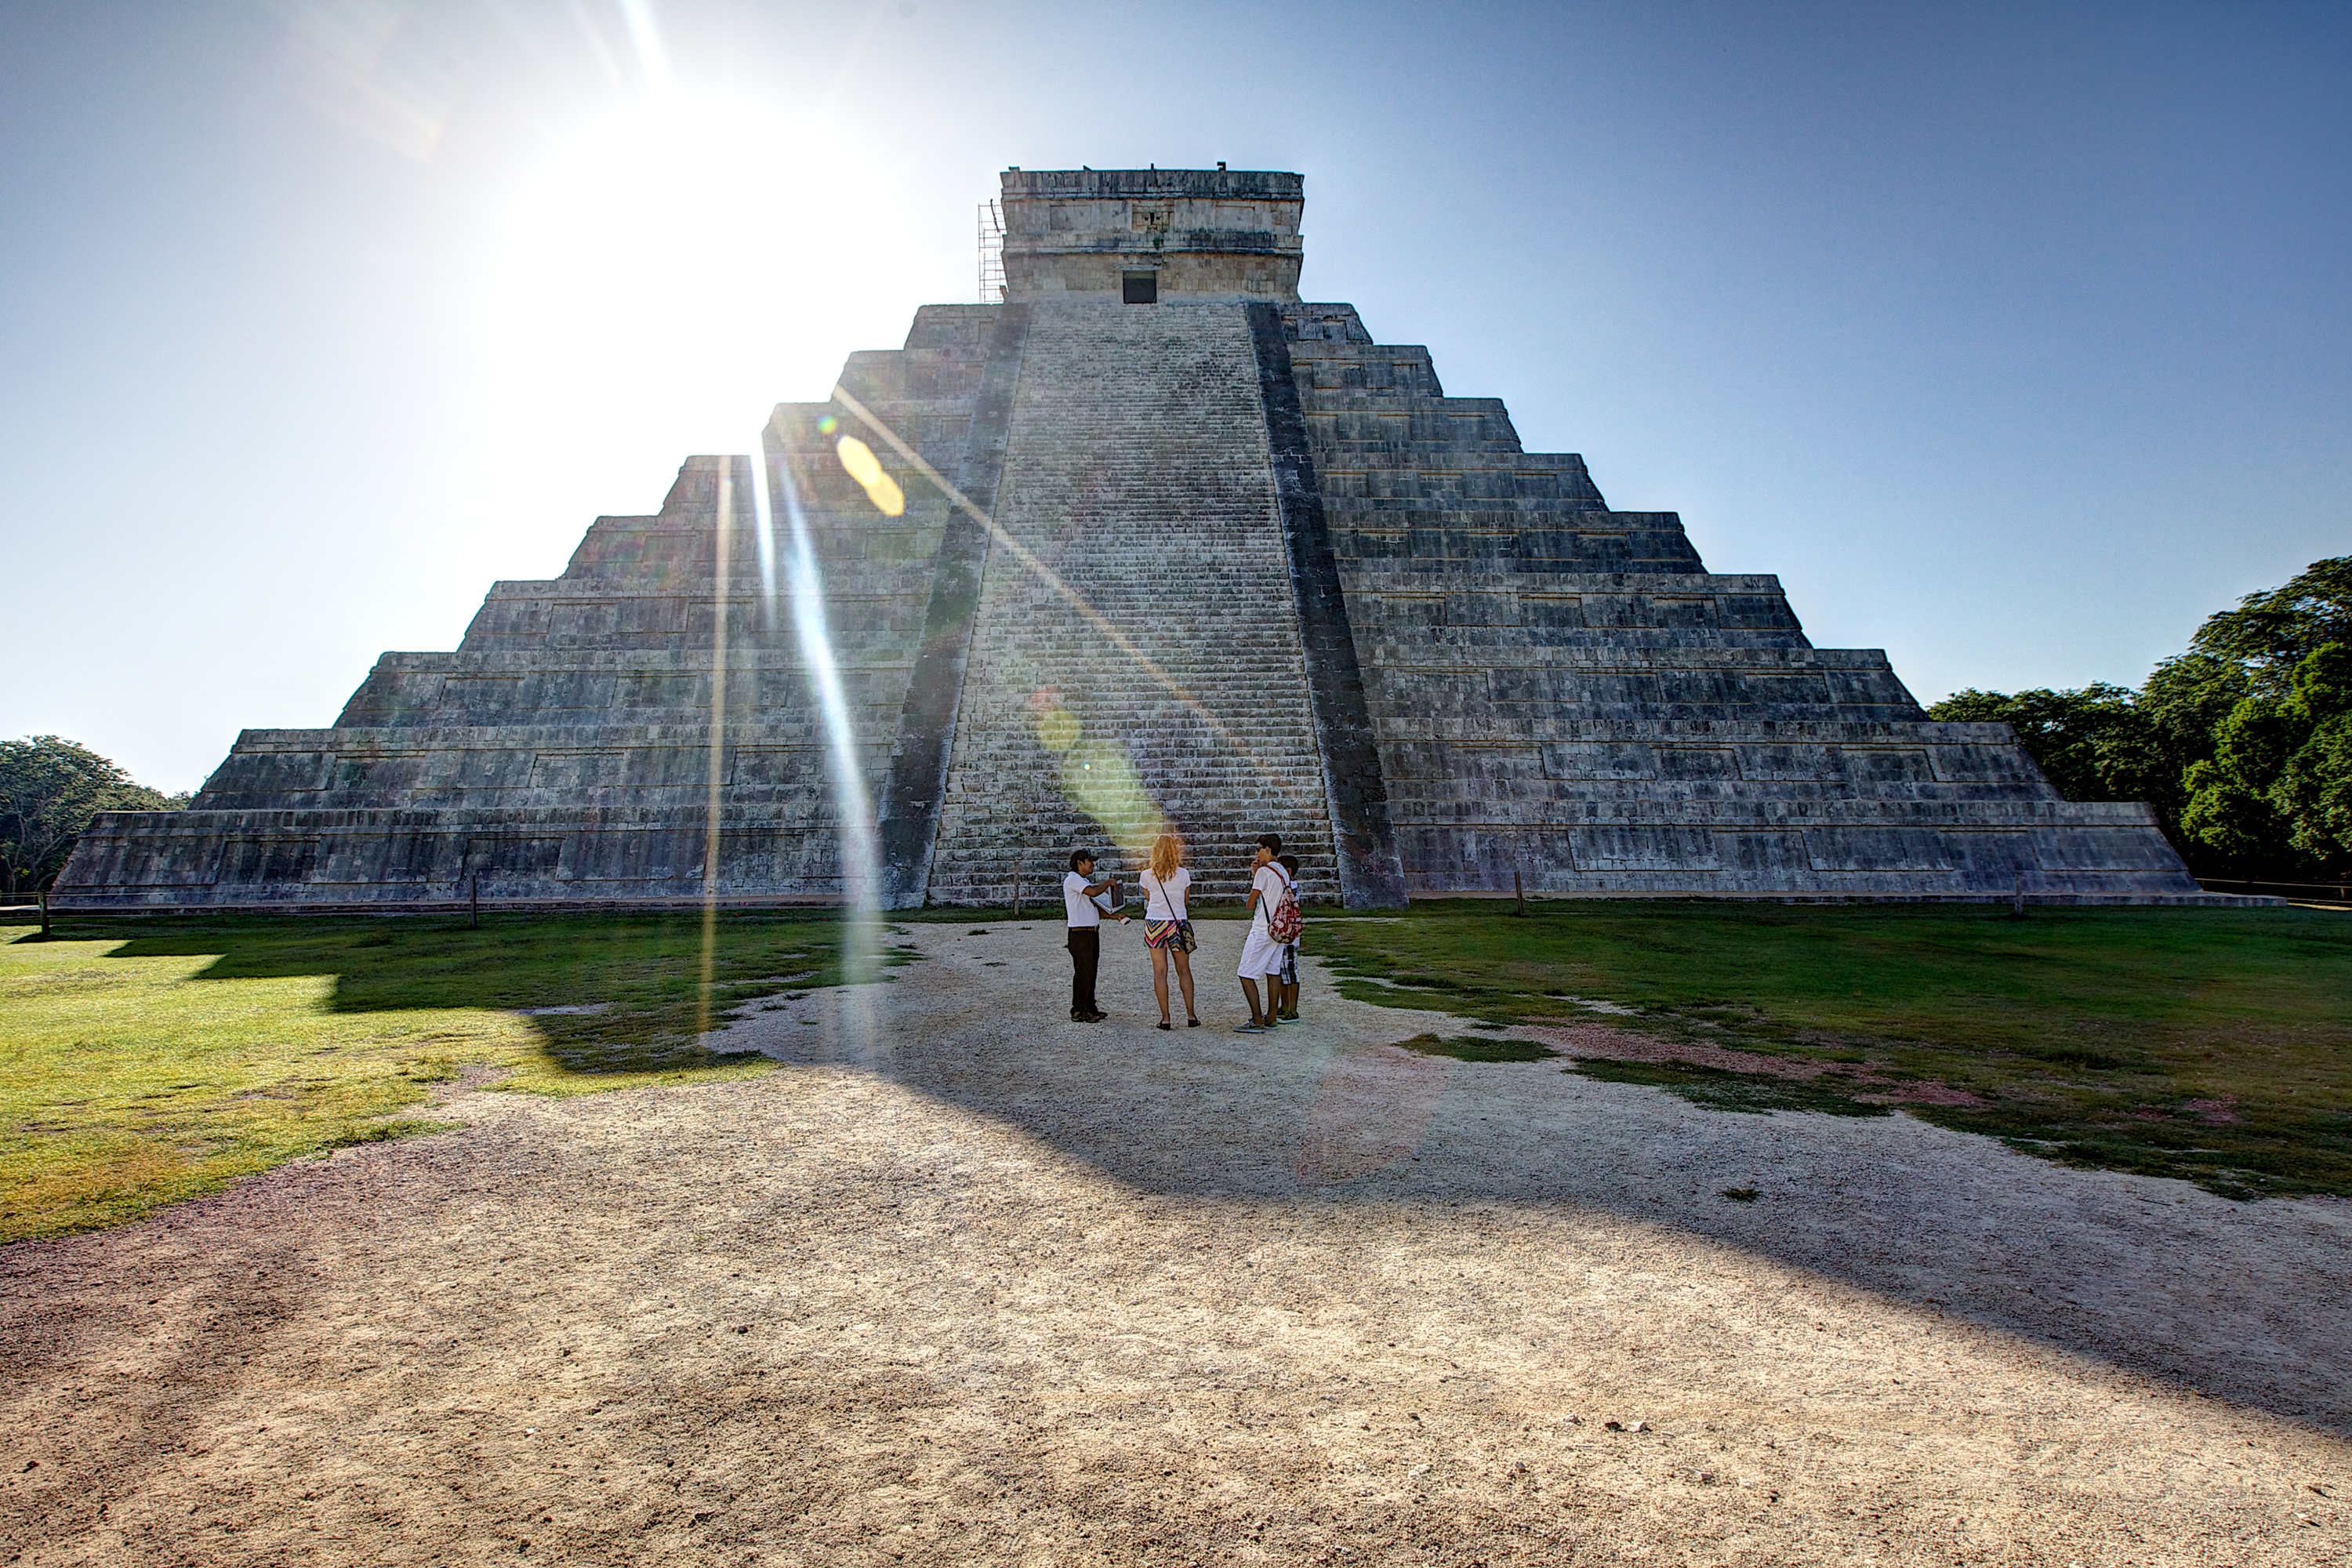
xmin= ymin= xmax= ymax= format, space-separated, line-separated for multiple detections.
xmin=57 ymin=167 xmax=2210 ymax=910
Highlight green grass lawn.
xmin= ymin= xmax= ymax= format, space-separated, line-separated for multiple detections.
xmin=6 ymin=902 xmax=2346 ymax=1243
xmin=1312 ymin=901 xmax=2352 ymax=1200
xmin=0 ymin=913 xmax=873 ymax=1243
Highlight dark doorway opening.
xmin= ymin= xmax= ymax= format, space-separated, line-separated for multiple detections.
xmin=1122 ymin=271 xmax=1159 ymax=304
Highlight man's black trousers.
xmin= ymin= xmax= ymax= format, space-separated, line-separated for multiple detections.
xmin=1066 ymin=926 xmax=1099 ymax=1017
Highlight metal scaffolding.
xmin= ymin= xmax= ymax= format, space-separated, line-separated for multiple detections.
xmin=977 ymin=199 xmax=1005 ymax=303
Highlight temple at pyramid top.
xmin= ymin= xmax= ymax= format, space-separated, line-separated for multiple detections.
xmin=998 ymin=166 xmax=1304 ymax=302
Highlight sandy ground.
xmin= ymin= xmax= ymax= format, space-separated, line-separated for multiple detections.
xmin=3 ymin=917 xmax=2347 ymax=1566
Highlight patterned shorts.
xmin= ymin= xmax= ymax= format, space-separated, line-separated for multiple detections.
xmin=1144 ymin=918 xmax=1183 ymax=950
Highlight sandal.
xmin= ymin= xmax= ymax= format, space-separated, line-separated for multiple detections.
xmin=1156 ymin=1020 xmax=1172 ymax=1031
xmin=1186 ymin=1017 xmax=1201 ymax=1027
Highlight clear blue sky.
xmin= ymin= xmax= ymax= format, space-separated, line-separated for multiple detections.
xmin=3 ymin=1 xmax=2345 ymax=792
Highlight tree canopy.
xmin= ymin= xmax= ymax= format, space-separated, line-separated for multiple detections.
xmin=1926 ymin=557 xmax=2350 ymax=881
xmin=2186 ymin=556 xmax=2352 ymax=688
xmin=0 ymin=737 xmax=188 ymax=893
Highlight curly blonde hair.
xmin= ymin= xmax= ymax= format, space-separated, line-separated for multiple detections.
xmin=1149 ymin=831 xmax=1184 ymax=886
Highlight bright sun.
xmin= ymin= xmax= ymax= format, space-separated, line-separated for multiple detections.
xmin=475 ymin=95 xmax=929 ymax=569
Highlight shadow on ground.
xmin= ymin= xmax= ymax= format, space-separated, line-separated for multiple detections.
xmin=50 ymin=911 xmax=2352 ymax=1439
xmin=68 ymin=910 xmax=864 ymax=1075
xmin=733 ymin=918 xmax=2352 ymax=1439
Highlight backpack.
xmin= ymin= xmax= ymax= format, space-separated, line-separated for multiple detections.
xmin=1266 ymin=869 xmax=1305 ymax=943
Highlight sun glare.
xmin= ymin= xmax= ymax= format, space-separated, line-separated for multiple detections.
xmin=833 ymin=434 xmax=906 ymax=516
xmin=477 ymin=96 xmax=923 ymax=568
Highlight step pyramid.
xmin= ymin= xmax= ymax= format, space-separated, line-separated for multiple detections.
xmin=56 ymin=167 xmax=2211 ymax=909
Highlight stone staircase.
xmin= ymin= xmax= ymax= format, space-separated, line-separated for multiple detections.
xmin=924 ymin=300 xmax=1338 ymax=906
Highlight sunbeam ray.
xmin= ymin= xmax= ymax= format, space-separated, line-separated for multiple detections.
xmin=749 ymin=429 xmax=779 ymax=630
xmin=615 ymin=0 xmax=676 ymax=93
xmin=772 ymin=427 xmax=884 ymax=1048
xmin=698 ymin=464 xmax=734 ymax=1036
xmin=826 ymin=383 xmax=1322 ymax=817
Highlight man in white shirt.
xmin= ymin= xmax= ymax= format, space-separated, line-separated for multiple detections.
xmin=1062 ymin=849 xmax=1125 ymax=1022
xmin=1234 ymin=833 xmax=1287 ymax=1033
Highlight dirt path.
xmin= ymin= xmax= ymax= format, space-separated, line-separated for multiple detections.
xmin=3 ymin=919 xmax=2347 ymax=1565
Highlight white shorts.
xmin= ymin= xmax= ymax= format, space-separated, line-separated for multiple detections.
xmin=1237 ymin=927 xmax=1287 ymax=979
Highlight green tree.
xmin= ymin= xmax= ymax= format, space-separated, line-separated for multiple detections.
xmin=1924 ymin=558 xmax=2352 ymax=880
xmin=2187 ymin=556 xmax=2352 ymax=693
xmin=2279 ymin=713 xmax=2352 ymax=863
xmin=2179 ymin=644 xmax=2352 ymax=874
xmin=1925 ymin=684 xmax=2172 ymax=810
xmin=0 ymin=737 xmax=188 ymax=894
xmin=2137 ymin=650 xmax=2251 ymax=782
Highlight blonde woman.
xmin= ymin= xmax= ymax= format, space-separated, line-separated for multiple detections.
xmin=1139 ymin=831 xmax=1200 ymax=1030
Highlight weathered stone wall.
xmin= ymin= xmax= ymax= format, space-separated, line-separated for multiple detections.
xmin=1280 ymin=302 xmax=2202 ymax=897
xmin=922 ymin=299 xmax=1341 ymax=906
xmin=874 ymin=305 xmax=1033 ymax=906
xmin=56 ymin=307 xmax=1012 ymax=909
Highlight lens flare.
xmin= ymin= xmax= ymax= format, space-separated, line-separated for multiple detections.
xmin=824 ymin=385 xmax=1331 ymax=869
xmin=828 ymin=384 xmax=1316 ymax=814
xmin=775 ymin=448 xmax=879 ymax=900
xmin=1065 ymin=739 xmax=1167 ymax=856
xmin=836 ymin=435 xmax=906 ymax=517
xmin=769 ymin=428 xmax=885 ymax=1054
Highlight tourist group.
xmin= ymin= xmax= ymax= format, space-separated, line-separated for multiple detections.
xmin=1062 ymin=832 xmax=1305 ymax=1033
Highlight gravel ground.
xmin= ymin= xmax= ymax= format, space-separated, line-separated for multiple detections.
xmin=3 ymin=917 xmax=2347 ymax=1566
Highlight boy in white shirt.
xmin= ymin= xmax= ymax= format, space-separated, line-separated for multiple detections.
xmin=1062 ymin=849 xmax=1125 ymax=1022
xmin=1234 ymin=833 xmax=1287 ymax=1033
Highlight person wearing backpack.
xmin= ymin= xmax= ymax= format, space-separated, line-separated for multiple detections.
xmin=1272 ymin=853 xmax=1304 ymax=1022
xmin=1235 ymin=833 xmax=1290 ymax=1033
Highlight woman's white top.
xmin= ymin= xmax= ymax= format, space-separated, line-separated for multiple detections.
xmin=1141 ymin=867 xmax=1191 ymax=921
